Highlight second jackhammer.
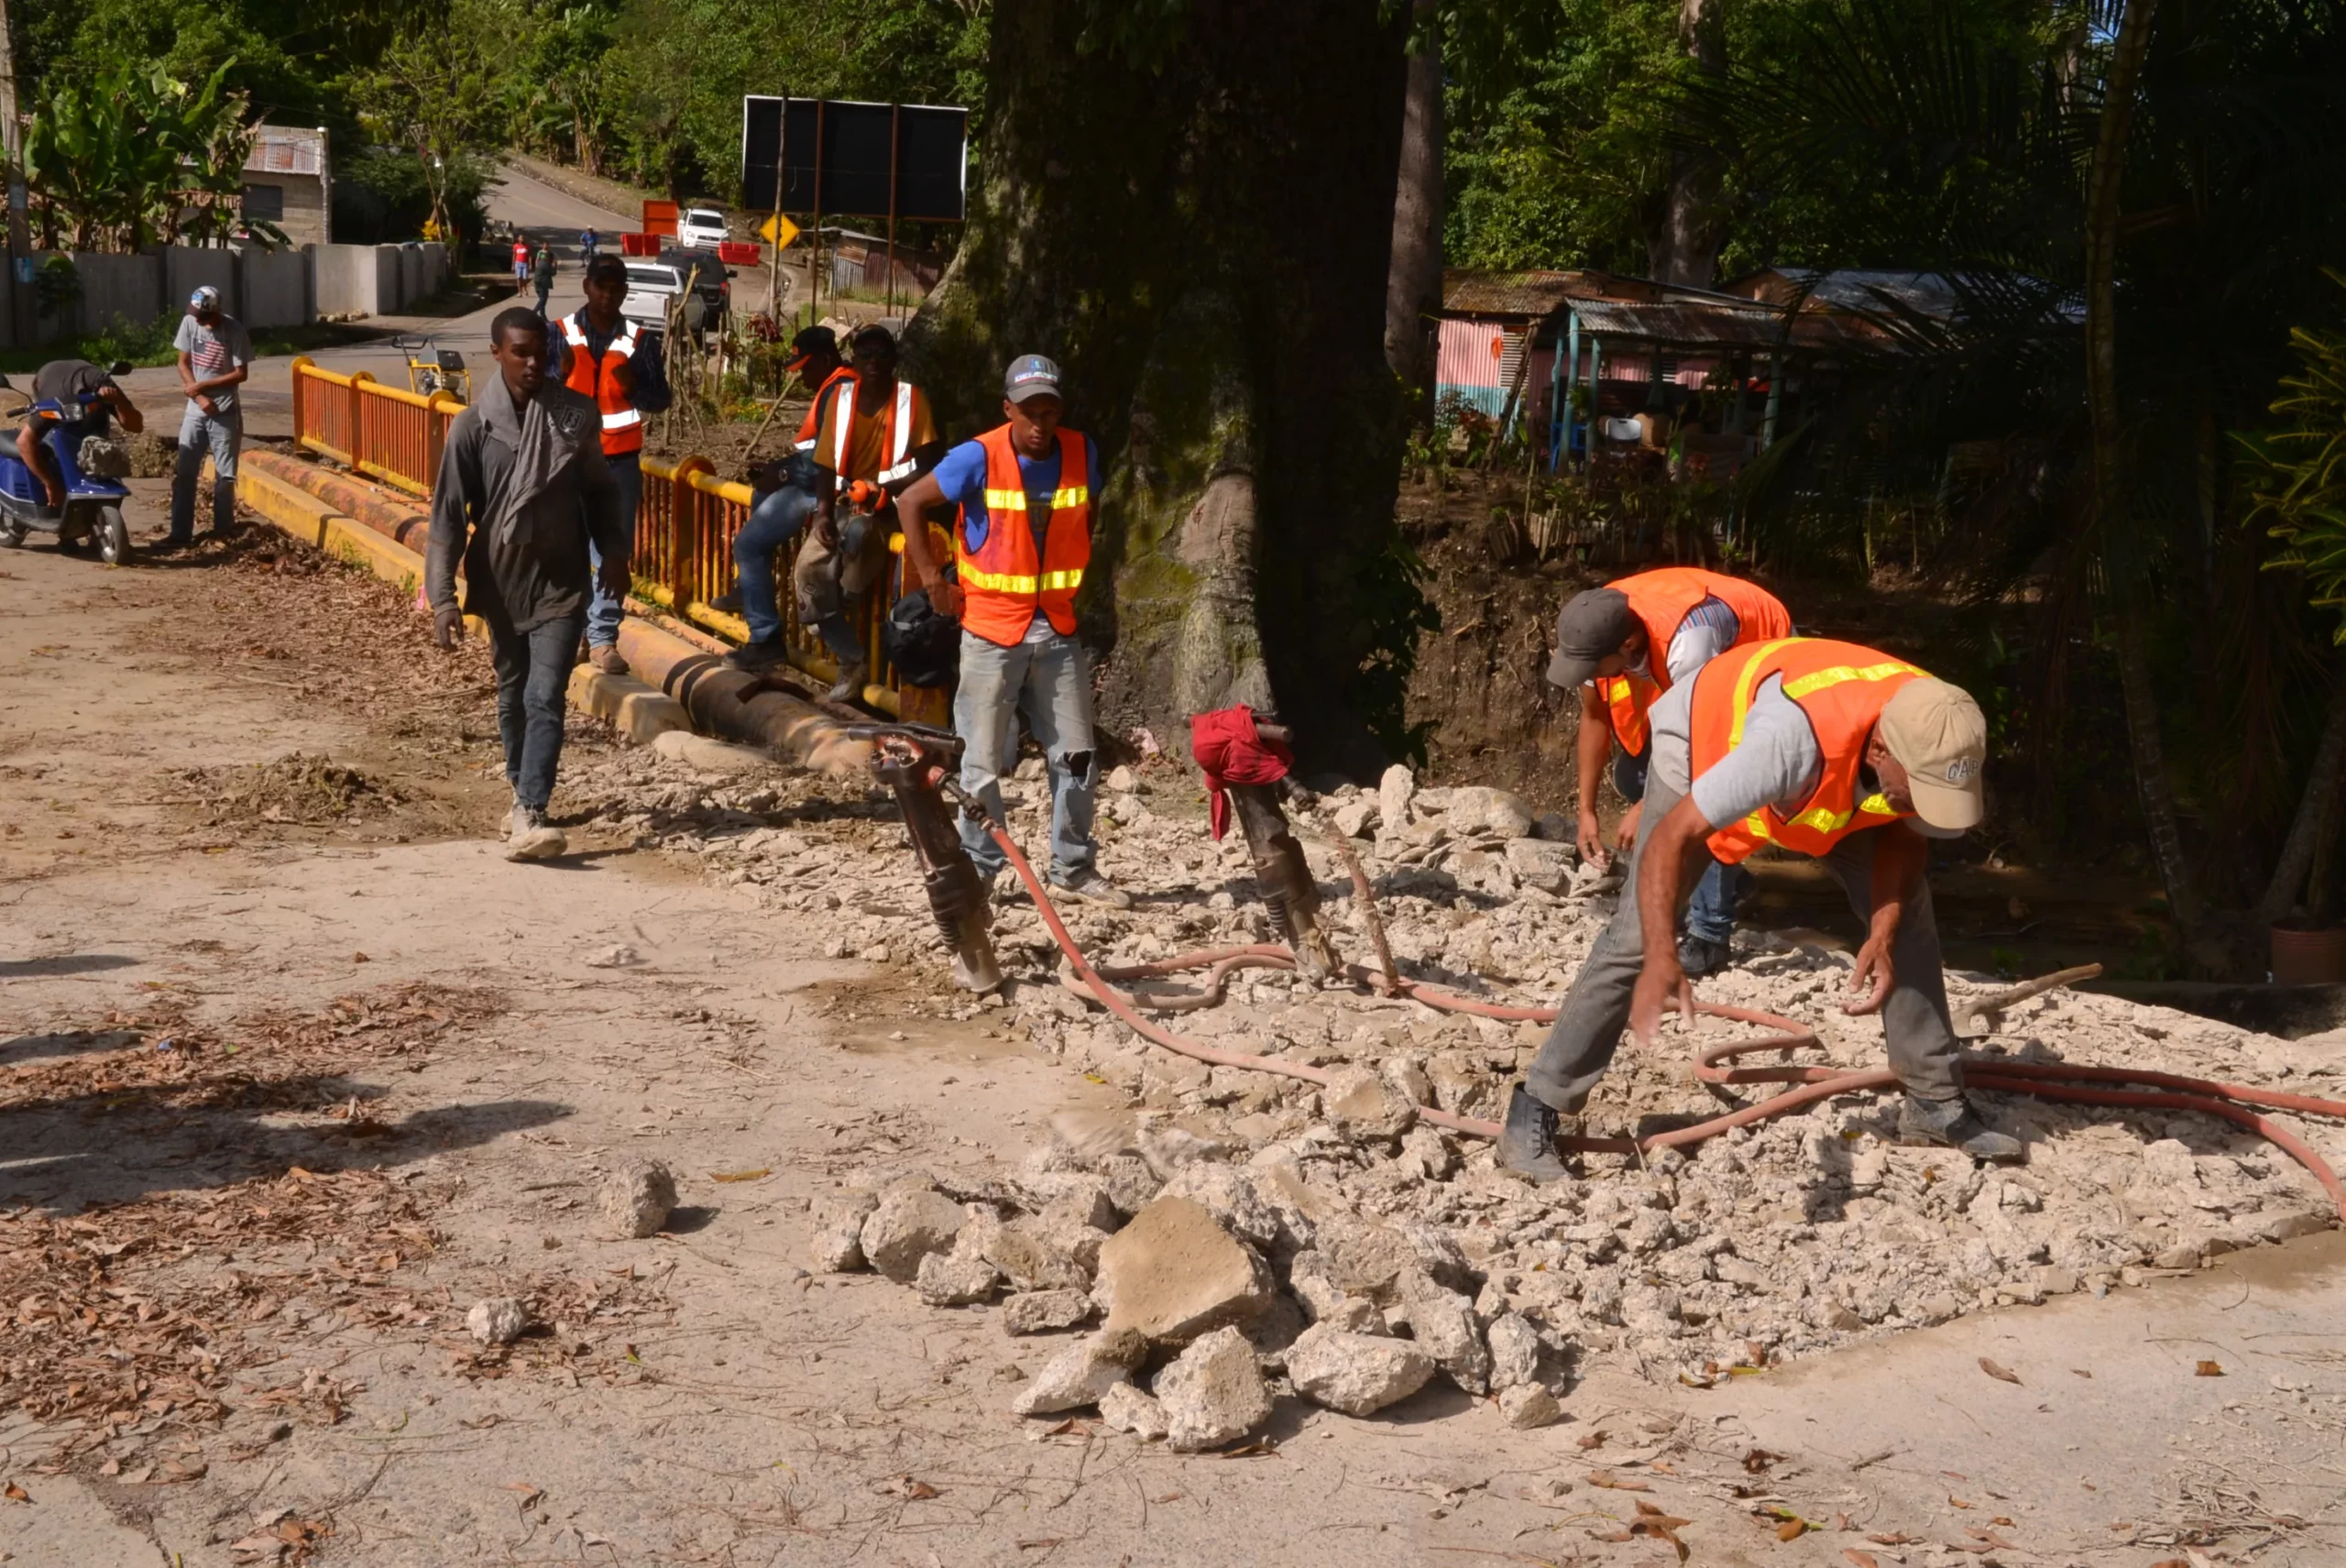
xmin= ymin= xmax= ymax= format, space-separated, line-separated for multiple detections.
xmin=1225 ymin=720 xmax=1339 ymax=980
xmin=850 ymin=721 xmax=1003 ymax=993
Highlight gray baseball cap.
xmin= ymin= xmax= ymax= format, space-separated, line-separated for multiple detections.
xmin=1544 ymin=587 xmax=1639 ymax=688
xmin=1004 ymin=353 xmax=1062 ymax=404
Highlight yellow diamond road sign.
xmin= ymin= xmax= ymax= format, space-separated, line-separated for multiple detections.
xmin=760 ymin=214 xmax=800 ymax=248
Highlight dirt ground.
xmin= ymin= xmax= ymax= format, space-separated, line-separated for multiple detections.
xmin=1 ymin=493 xmax=2341 ymax=1568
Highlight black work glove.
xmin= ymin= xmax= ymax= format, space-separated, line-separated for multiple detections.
xmin=433 ymin=606 xmax=465 ymax=651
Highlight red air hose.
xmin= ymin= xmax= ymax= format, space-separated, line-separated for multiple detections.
xmin=987 ymin=826 xmax=2346 ymax=1218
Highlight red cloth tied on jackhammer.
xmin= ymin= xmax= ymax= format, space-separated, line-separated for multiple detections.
xmin=1189 ymin=704 xmax=1292 ymax=840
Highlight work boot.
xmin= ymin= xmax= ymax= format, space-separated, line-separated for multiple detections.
xmin=726 ymin=636 xmax=789 ymax=672
xmin=1053 ymin=866 xmax=1132 ymax=910
xmin=707 ymin=588 xmax=745 ymax=614
xmin=1496 ymin=1085 xmax=1575 ymax=1183
xmin=824 ymin=660 xmax=868 ymax=703
xmin=587 ymin=644 xmax=630 ymax=676
xmin=504 ymin=804 xmax=568 ymax=862
xmin=1898 ymin=1094 xmax=2024 ymax=1163
xmin=1678 ymin=933 xmax=1732 ymax=978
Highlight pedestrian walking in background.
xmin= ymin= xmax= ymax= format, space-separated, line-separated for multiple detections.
xmin=580 ymin=227 xmax=598 ymax=262
xmin=167 ymin=286 xmax=249 ymax=548
xmin=511 ymin=238 xmax=531 ymax=285
xmin=550 ymin=253 xmax=671 ymax=674
xmin=425 ymin=307 xmax=628 ymax=862
xmin=532 ymin=244 xmax=556 ymax=317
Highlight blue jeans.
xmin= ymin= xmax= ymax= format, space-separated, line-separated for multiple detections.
xmin=1610 ymin=742 xmax=1741 ymax=943
xmin=731 ymin=484 xmax=817 ymax=643
xmin=954 ymin=621 xmax=1100 ymax=883
xmin=491 ymin=613 xmax=584 ymax=811
xmin=587 ymin=455 xmax=642 ymax=649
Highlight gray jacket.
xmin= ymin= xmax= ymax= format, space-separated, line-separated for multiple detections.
xmin=426 ymin=379 xmax=626 ymax=633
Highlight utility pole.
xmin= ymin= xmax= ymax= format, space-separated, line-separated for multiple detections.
xmin=0 ymin=0 xmax=34 ymax=350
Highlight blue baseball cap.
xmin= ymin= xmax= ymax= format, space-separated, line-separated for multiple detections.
xmin=1004 ymin=354 xmax=1062 ymax=404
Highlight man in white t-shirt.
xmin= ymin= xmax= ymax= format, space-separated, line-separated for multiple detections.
xmin=162 ymin=287 xmax=251 ymax=550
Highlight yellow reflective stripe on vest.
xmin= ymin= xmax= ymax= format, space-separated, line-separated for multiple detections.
xmin=1052 ymin=486 xmax=1089 ymax=509
xmin=1725 ymin=638 xmax=1802 ymax=750
xmin=1781 ymin=661 xmax=1919 ymax=701
xmin=959 ymin=565 xmax=1085 ymax=597
xmin=983 ymin=487 xmax=1027 ymax=511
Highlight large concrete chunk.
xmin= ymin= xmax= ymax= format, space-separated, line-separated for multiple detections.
xmin=1158 ymin=1162 xmax=1280 ymax=1250
xmin=1497 ymin=1381 xmax=1562 ymax=1429
xmin=1098 ymin=1382 xmax=1169 ymax=1441
xmin=1400 ymin=1271 xmax=1491 ymax=1395
xmin=1284 ymin=1322 xmax=1435 ymax=1416
xmin=1009 ymin=1328 xmax=1146 ymax=1417
xmin=860 ymin=1186 xmax=967 ymax=1283
xmin=1096 ymin=1197 xmax=1272 ymax=1343
xmin=982 ymin=1220 xmax=1091 ymax=1292
xmin=599 ymin=1159 xmax=676 ymax=1240
xmin=1505 ymin=837 xmax=1576 ymax=894
xmin=1321 ymin=1067 xmax=1417 ymax=1142
xmin=915 ymin=1233 xmax=1003 ymax=1306
xmin=1152 ymin=1326 xmax=1272 ymax=1452
xmin=1485 ymin=1312 xmax=1542 ymax=1392
xmin=808 ymin=1193 xmax=878 ymax=1272
xmin=1002 ymin=1288 xmax=1096 ymax=1336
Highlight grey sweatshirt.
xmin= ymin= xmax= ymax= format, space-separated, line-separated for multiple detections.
xmin=426 ymin=378 xmax=626 ymax=633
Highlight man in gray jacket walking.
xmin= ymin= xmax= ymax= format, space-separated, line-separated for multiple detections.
xmin=426 ymin=307 xmax=628 ymax=861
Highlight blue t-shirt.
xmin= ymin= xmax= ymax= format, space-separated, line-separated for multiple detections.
xmin=931 ymin=432 xmax=1102 ymax=555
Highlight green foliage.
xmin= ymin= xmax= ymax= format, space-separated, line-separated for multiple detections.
xmin=80 ymin=314 xmax=182 ymax=369
xmin=26 ymin=60 xmax=254 ymax=252
xmin=2250 ymin=289 xmax=2346 ymax=642
xmin=351 ymin=0 xmax=516 ymax=241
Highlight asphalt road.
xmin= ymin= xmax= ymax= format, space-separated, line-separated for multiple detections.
xmin=110 ymin=163 xmax=682 ymax=444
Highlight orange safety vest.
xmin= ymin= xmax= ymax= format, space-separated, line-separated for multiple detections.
xmin=821 ymin=375 xmax=926 ymax=486
xmin=1595 ymin=566 xmax=1791 ymax=754
xmin=794 ymin=367 xmax=855 ymax=452
xmin=1689 ymin=637 xmax=1925 ymax=865
xmin=557 ymin=313 xmax=645 ymax=457
xmin=955 ymin=425 xmax=1092 ymax=648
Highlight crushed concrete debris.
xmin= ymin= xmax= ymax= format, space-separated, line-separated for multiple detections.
xmin=599 ymin=1159 xmax=676 ymax=1240
xmin=558 ymin=743 xmax=2346 ymax=1446
xmin=466 ymin=1297 xmax=529 ymax=1346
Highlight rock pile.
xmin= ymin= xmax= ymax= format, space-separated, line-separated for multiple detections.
xmin=565 ymin=739 xmax=2346 ymax=1443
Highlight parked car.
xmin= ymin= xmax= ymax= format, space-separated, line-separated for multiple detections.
xmin=620 ymin=253 xmax=731 ymax=333
xmin=676 ymin=207 xmax=728 ymax=251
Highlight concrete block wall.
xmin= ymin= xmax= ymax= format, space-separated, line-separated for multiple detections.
xmin=4 ymin=245 xmax=328 ymax=347
xmin=241 ymin=249 xmax=311 ymax=329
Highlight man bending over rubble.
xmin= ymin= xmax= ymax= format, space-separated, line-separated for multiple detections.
xmin=1500 ymin=637 xmax=2023 ymax=1179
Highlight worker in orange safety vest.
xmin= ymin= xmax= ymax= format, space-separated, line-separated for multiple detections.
xmin=551 ymin=253 xmax=672 ymax=676
xmin=1547 ymin=567 xmax=1792 ymax=978
xmin=895 ymin=353 xmax=1130 ymax=911
xmin=1500 ymin=636 xmax=2022 ymax=1180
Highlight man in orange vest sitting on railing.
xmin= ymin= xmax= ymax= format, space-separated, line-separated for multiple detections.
xmin=720 ymin=326 xmax=854 ymax=670
xmin=894 ymin=353 xmax=1131 ymax=911
xmin=789 ymin=323 xmax=938 ymax=700
xmin=550 ymin=254 xmax=671 ymax=676
xmin=1498 ymin=636 xmax=2022 ymax=1180
xmin=1548 ymin=568 xmax=1792 ymax=979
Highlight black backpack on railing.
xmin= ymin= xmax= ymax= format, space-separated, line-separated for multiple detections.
xmin=883 ymin=587 xmax=960 ymax=689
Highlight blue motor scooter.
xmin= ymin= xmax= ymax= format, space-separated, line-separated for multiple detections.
xmin=0 ymin=360 xmax=137 ymax=565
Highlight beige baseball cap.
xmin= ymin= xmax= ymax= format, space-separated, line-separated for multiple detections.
xmin=1879 ymin=678 xmax=1987 ymax=831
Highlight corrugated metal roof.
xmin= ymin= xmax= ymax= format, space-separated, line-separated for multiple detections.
xmin=1442 ymin=269 xmax=1589 ymax=318
xmin=1566 ymin=295 xmax=1884 ymax=354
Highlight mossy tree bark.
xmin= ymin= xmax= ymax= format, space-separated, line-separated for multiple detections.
xmin=903 ymin=0 xmax=1418 ymax=775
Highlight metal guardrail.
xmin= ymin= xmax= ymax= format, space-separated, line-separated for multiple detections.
xmin=288 ymin=356 xmax=462 ymax=500
xmin=289 ymin=357 xmax=943 ymax=721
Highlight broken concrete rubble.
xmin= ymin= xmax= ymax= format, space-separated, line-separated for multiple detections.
xmin=860 ymin=1184 xmax=966 ymax=1283
xmin=599 ymin=1158 xmax=676 ymax=1240
xmin=1285 ymin=1321 xmax=1435 ymax=1416
xmin=1010 ymin=1328 xmax=1148 ymax=1417
xmin=1096 ymin=1196 xmax=1272 ymax=1343
xmin=1153 ymin=1325 xmax=1273 ymax=1451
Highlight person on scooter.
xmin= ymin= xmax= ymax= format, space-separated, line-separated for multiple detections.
xmin=16 ymin=359 xmax=142 ymax=516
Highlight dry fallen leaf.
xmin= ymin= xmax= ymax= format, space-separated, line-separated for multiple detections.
xmin=1869 ymin=1532 xmax=1920 ymax=1546
xmin=1979 ymin=1357 xmax=2023 ymax=1385
xmin=711 ymin=1168 xmax=772 ymax=1182
xmin=1741 ymin=1448 xmax=1779 ymax=1475
xmin=3 ymin=1483 xmax=26 ymax=1503
xmin=1576 ymin=1430 xmax=1606 ymax=1450
xmin=1586 ymin=1471 xmax=1652 ymax=1492
xmin=2195 ymin=1360 xmax=2224 ymax=1377
xmin=2072 ymin=1367 xmax=2093 ymax=1378
xmin=1949 ymin=1495 xmax=1975 ymax=1508
xmin=1778 ymin=1519 xmax=1807 ymax=1541
xmin=1630 ymin=1499 xmax=1693 ymax=1563
xmin=1844 ymin=1552 xmax=1882 ymax=1568
xmin=902 ymin=1477 xmax=939 ymax=1500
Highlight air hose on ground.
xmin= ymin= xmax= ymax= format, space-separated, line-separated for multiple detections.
xmin=981 ymin=823 xmax=2346 ymax=1221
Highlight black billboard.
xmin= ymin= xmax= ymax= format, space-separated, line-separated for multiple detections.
xmin=740 ymin=97 xmax=968 ymax=222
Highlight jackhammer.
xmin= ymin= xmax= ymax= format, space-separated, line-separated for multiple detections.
xmin=849 ymin=721 xmax=1003 ymax=993
xmin=1223 ymin=720 xmax=1340 ymax=981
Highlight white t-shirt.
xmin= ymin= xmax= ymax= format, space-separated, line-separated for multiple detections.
xmin=1585 ymin=593 xmax=1741 ymax=693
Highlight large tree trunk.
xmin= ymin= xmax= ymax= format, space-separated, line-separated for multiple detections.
xmin=2256 ymin=656 xmax=2346 ymax=927
xmin=1652 ymin=0 xmax=1727 ymax=287
xmin=1384 ymin=0 xmax=1443 ymax=412
xmin=904 ymin=2 xmax=1413 ymax=775
xmin=2084 ymin=0 xmax=2196 ymax=937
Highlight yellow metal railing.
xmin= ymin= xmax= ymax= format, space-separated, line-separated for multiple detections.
xmin=289 ymin=356 xmax=463 ymax=499
xmin=289 ymin=356 xmax=943 ymax=718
